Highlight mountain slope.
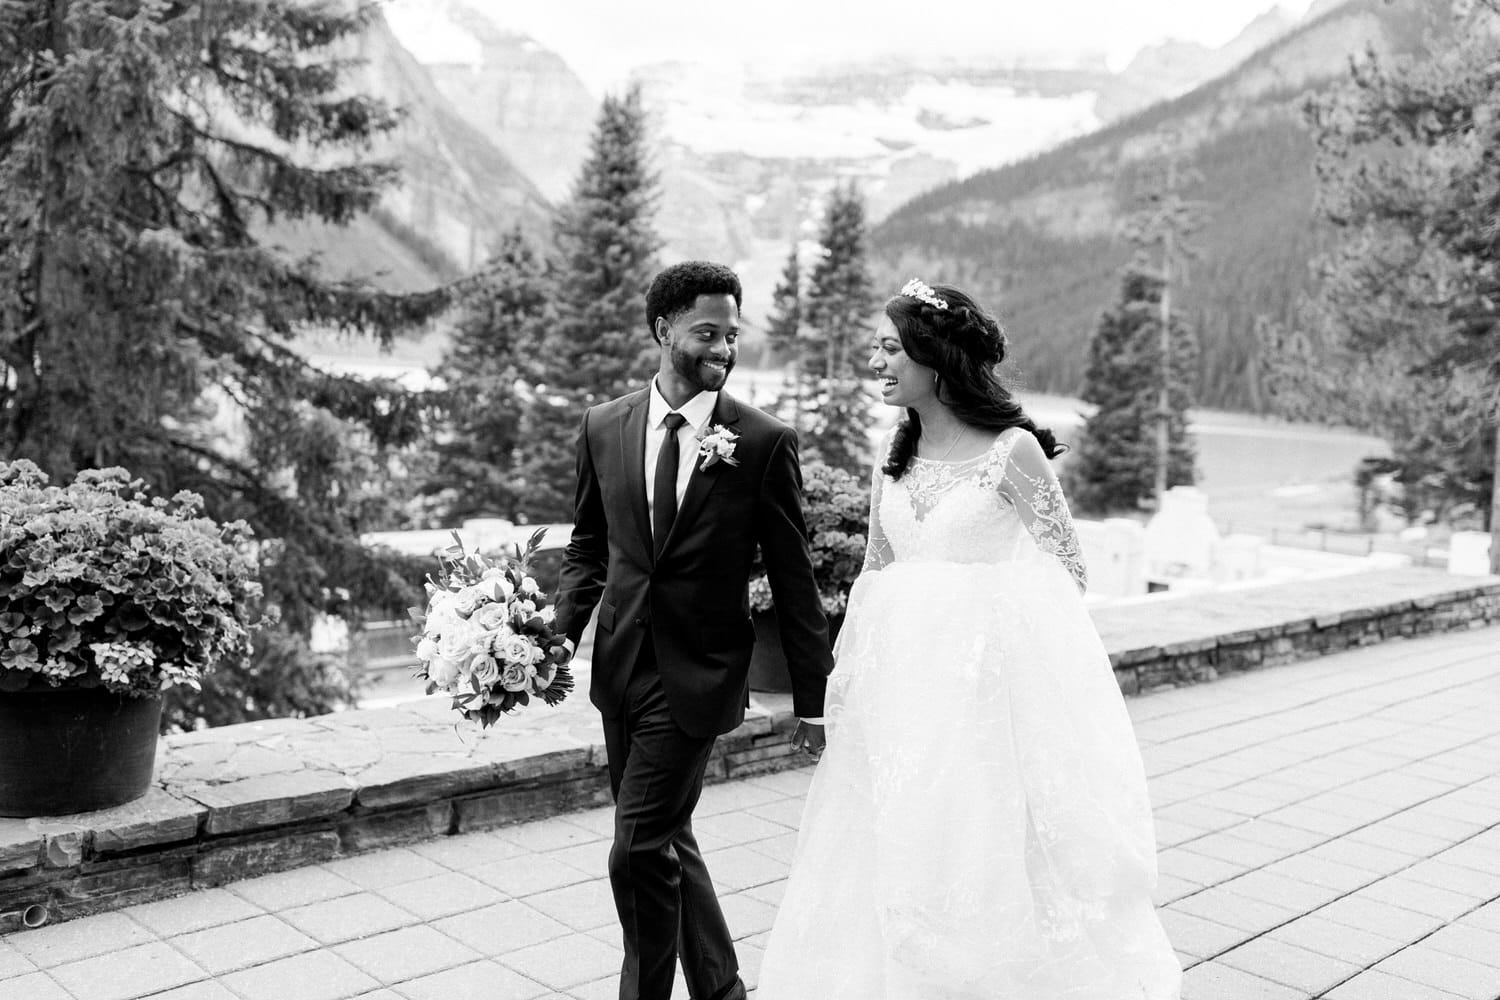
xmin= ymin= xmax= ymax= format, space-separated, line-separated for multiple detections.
xmin=1098 ymin=5 xmax=1301 ymax=122
xmin=265 ymin=11 xmax=552 ymax=289
xmin=416 ymin=3 xmax=597 ymax=204
xmin=872 ymin=0 xmax=1432 ymax=411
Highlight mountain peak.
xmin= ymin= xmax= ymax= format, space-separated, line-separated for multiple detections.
xmin=1101 ymin=3 xmax=1304 ymax=121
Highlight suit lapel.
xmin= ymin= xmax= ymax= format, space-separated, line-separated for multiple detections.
xmin=620 ymin=391 xmax=653 ymax=555
xmin=663 ymin=392 xmax=742 ymax=554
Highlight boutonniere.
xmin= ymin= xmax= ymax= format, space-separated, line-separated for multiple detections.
xmin=697 ymin=424 xmax=740 ymax=471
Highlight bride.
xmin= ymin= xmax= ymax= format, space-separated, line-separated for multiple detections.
xmin=756 ymin=280 xmax=1181 ymax=999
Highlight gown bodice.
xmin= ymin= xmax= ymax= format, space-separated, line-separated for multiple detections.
xmin=866 ymin=426 xmax=1088 ymax=592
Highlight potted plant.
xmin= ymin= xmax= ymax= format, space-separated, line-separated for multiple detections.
xmin=748 ymin=460 xmax=869 ymax=692
xmin=0 ymin=461 xmax=261 ymax=816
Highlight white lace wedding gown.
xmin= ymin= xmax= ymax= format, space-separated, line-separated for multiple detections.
xmin=757 ymin=427 xmax=1180 ymax=1000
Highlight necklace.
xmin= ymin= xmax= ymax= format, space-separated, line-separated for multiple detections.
xmin=923 ymin=425 xmax=969 ymax=462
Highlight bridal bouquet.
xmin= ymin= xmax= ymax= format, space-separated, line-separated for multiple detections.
xmin=412 ymin=529 xmax=574 ymax=727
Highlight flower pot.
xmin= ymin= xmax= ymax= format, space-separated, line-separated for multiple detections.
xmin=748 ymin=608 xmax=842 ymax=693
xmin=0 ymin=687 xmax=162 ymax=817
xmin=749 ymin=609 xmax=790 ymax=693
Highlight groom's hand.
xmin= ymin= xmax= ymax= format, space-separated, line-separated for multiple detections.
xmin=791 ymin=720 xmax=825 ymax=760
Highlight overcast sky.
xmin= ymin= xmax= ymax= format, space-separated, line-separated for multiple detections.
xmin=458 ymin=0 xmax=1320 ymax=91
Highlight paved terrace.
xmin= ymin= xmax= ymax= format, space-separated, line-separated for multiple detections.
xmin=0 ymin=569 xmax=1497 ymax=999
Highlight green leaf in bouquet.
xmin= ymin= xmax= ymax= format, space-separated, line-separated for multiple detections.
xmin=522 ymin=527 xmax=549 ymax=565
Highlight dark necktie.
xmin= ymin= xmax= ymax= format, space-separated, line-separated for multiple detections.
xmin=653 ymin=412 xmax=687 ymax=556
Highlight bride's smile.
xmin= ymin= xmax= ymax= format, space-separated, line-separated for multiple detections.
xmin=869 ymin=316 xmax=937 ymax=408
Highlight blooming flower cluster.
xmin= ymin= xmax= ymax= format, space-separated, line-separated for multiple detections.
xmin=0 ymin=461 xmax=261 ymax=696
xmin=412 ymin=529 xmax=573 ymax=727
xmin=696 ymin=425 xmax=740 ymax=471
xmin=747 ymin=460 xmax=869 ymax=618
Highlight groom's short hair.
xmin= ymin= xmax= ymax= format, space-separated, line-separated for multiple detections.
xmin=645 ymin=261 xmax=743 ymax=344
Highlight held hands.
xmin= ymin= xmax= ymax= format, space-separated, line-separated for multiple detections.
xmin=792 ymin=720 xmax=826 ymax=761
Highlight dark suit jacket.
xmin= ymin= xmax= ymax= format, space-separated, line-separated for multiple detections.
xmin=555 ymin=388 xmax=832 ymax=738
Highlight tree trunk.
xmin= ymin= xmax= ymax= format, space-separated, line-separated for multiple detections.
xmin=1490 ymin=417 xmax=1499 ymax=575
xmin=1154 ymin=245 xmax=1172 ymax=505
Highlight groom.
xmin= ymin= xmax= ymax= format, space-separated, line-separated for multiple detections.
xmin=555 ymin=260 xmax=834 ymax=1000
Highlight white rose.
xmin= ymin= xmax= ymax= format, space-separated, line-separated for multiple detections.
xmin=472 ymin=656 xmax=501 ymax=689
xmin=453 ymin=586 xmax=487 ymax=617
xmin=498 ymin=661 xmax=531 ymax=692
xmin=474 ymin=603 xmax=509 ymax=630
xmin=496 ymin=633 xmax=534 ymax=666
xmin=415 ymin=637 xmax=439 ymax=662
xmin=427 ymin=656 xmax=461 ymax=687
xmin=519 ymin=576 xmax=540 ymax=597
xmin=438 ymin=620 xmax=484 ymax=662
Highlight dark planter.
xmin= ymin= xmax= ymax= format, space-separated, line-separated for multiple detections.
xmin=0 ymin=686 xmax=163 ymax=817
xmin=749 ymin=608 xmax=843 ymax=693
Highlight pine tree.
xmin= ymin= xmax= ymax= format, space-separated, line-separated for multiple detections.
xmin=547 ymin=85 xmax=661 ymax=402
xmin=518 ymin=85 xmax=661 ymax=521
xmin=0 ymin=0 xmax=456 ymax=728
xmin=802 ymin=184 xmax=876 ymax=474
xmin=1262 ymin=0 xmax=1500 ymax=569
xmin=1122 ymin=154 xmax=1204 ymax=506
xmin=425 ymin=228 xmax=551 ymax=522
xmin=1066 ymin=262 xmax=1198 ymax=515
xmin=765 ymin=241 xmax=808 ymax=433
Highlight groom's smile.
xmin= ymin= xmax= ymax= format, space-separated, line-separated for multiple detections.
xmin=657 ymin=292 xmax=740 ymax=403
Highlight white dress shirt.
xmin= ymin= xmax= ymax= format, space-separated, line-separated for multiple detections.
xmin=644 ymin=378 xmax=718 ymax=536
xmin=640 ymin=379 xmax=824 ymax=729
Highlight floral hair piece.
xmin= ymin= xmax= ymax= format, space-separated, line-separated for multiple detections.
xmin=901 ymin=278 xmax=948 ymax=310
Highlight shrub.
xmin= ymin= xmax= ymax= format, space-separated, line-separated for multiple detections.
xmin=0 ymin=461 xmax=261 ymax=697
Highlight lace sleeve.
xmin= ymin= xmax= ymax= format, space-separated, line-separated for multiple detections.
xmin=861 ymin=462 xmax=893 ymax=572
xmin=996 ymin=431 xmax=1088 ymax=593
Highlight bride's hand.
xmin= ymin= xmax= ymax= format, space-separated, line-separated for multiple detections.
xmin=792 ymin=720 xmax=826 ymax=760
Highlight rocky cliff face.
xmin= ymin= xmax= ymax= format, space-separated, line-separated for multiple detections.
xmin=265 ymin=10 xmax=551 ymax=288
xmin=421 ymin=4 xmax=597 ymax=203
xmin=1097 ymin=5 xmax=1301 ymax=121
xmin=346 ymin=13 xmax=551 ymax=267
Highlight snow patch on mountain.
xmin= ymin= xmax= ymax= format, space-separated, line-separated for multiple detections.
xmin=383 ymin=0 xmax=482 ymax=68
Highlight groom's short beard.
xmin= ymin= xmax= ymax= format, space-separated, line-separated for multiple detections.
xmin=672 ymin=345 xmax=733 ymax=392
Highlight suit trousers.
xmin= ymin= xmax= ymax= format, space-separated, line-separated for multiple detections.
xmin=601 ymin=644 xmax=743 ymax=1000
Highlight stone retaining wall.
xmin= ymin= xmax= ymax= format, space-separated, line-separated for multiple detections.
xmin=2 ymin=567 xmax=1497 ymax=932
xmin=1091 ymin=569 xmax=1500 ymax=693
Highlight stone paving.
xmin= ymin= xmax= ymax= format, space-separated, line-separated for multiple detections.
xmin=0 ymin=625 xmax=1497 ymax=1000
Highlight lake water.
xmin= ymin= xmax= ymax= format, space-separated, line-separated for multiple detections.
xmin=1023 ymin=393 xmax=1390 ymax=535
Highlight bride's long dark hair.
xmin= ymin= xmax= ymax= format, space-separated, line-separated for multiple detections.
xmin=882 ymin=283 xmax=1064 ymax=481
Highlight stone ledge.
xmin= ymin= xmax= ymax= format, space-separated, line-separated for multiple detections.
xmin=2 ymin=566 xmax=1496 ymax=931
xmin=1092 ymin=568 xmax=1500 ymax=693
